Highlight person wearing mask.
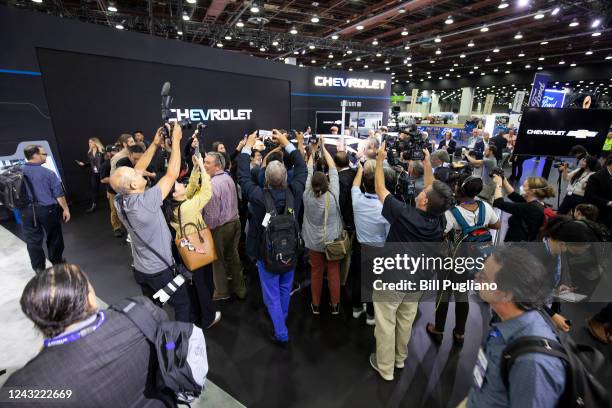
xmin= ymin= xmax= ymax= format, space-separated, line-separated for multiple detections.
xmin=427 ymin=175 xmax=500 ymax=347
xmin=1 ymin=264 xmax=173 ymax=407
xmin=557 ymin=156 xmax=600 ymax=214
xmin=303 ymin=139 xmax=342 ymax=315
xmin=584 ymin=153 xmax=612 ymax=230
xmin=133 ymin=130 xmax=150 ymax=148
xmin=492 ymin=175 xmax=555 ymax=242
xmin=165 ymin=155 xmax=221 ymax=330
xmin=438 ymin=131 xmax=456 ymax=155
xmin=76 ymin=137 xmax=104 ymax=213
xmin=19 ymin=145 xmax=71 ymax=274
xmin=236 ymin=131 xmax=307 ymax=344
xmin=110 ymin=133 xmax=135 ymax=174
xmin=464 ymin=247 xmax=565 ymax=408
xmin=100 ymin=145 xmax=124 ymax=237
xmin=370 ymin=143 xmax=453 ymax=381
xmin=488 ymin=131 xmax=507 ymax=166
xmin=463 ymin=145 xmax=498 ymax=203
xmin=350 ymin=160 xmax=390 ymax=325
xmin=203 ymin=151 xmax=246 ymax=300
xmin=334 ymin=151 xmax=356 ymax=286
xmin=111 ymin=125 xmax=191 ymax=322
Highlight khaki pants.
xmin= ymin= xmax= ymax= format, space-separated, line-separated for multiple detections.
xmin=373 ymin=291 xmax=422 ymax=378
xmin=212 ymin=219 xmax=246 ymax=299
xmin=107 ymin=192 xmax=122 ymax=232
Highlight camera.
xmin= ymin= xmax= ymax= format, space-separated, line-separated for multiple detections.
xmin=553 ymin=161 xmax=567 ymax=169
xmin=160 ymin=81 xmax=193 ymax=140
xmin=401 ymin=124 xmax=429 ymax=161
xmin=488 ymin=167 xmax=505 ymax=179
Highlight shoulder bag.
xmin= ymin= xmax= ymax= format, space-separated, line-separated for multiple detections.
xmin=175 ymin=203 xmax=217 ymax=271
xmin=323 ymin=191 xmax=350 ymax=261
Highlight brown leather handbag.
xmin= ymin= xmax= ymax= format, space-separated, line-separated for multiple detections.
xmin=175 ymin=204 xmax=217 ymax=271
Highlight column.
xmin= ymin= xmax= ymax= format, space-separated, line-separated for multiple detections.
xmin=459 ymin=87 xmax=474 ymax=116
xmin=430 ymin=93 xmax=440 ymax=113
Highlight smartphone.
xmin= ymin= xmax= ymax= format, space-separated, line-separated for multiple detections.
xmin=258 ymin=129 xmax=273 ymax=139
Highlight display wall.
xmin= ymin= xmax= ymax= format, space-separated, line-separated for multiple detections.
xmin=0 ymin=6 xmax=390 ymax=203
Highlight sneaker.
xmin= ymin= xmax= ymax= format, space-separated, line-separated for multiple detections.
xmin=353 ymin=304 xmax=366 ymax=319
xmin=395 ymin=360 xmax=405 ymax=369
xmin=205 ymin=312 xmax=222 ymax=329
xmin=290 ymin=281 xmax=302 ymax=296
xmin=369 ymin=353 xmax=393 ymax=381
xmin=366 ymin=314 xmax=376 ymax=326
xmin=126 ymin=234 xmax=132 ymax=243
xmin=213 ymin=294 xmax=231 ymax=301
xmin=330 ymin=304 xmax=340 ymax=315
xmin=311 ymin=303 xmax=320 ymax=315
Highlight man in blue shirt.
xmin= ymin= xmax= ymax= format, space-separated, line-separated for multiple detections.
xmin=466 ymin=246 xmax=565 ymax=408
xmin=20 ymin=145 xmax=71 ymax=273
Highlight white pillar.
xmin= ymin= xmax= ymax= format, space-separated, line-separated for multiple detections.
xmin=431 ymin=93 xmax=440 ymax=113
xmin=459 ymin=87 xmax=474 ymax=116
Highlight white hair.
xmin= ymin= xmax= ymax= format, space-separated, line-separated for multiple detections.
xmin=265 ymin=161 xmax=287 ymax=188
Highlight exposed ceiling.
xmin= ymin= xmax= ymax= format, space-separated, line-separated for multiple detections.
xmin=5 ymin=0 xmax=612 ymax=85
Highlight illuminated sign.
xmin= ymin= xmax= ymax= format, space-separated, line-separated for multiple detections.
xmin=170 ymin=108 xmax=253 ymax=122
xmin=527 ymin=129 xmax=598 ymax=138
xmin=314 ymin=76 xmax=386 ymax=90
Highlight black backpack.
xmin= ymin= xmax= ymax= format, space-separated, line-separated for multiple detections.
xmin=0 ymin=165 xmax=35 ymax=210
xmin=111 ymin=297 xmax=208 ymax=406
xmin=260 ymin=189 xmax=300 ymax=274
xmin=501 ymin=310 xmax=609 ymax=408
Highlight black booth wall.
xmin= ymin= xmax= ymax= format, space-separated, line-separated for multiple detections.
xmin=0 ymin=6 xmax=390 ymax=203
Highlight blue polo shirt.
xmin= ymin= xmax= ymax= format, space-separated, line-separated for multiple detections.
xmin=468 ymin=310 xmax=566 ymax=408
xmin=22 ymin=162 xmax=64 ymax=206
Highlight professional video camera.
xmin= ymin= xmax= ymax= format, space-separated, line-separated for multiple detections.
xmin=160 ymin=81 xmax=193 ymax=140
xmin=489 ymin=167 xmax=505 ymax=179
xmin=401 ymin=124 xmax=430 ymax=161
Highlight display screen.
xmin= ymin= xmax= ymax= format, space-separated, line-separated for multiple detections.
xmin=514 ymin=108 xmax=611 ymax=157
xmin=36 ymin=48 xmax=290 ymax=201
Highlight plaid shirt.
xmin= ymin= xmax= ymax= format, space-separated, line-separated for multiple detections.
xmin=203 ymin=170 xmax=239 ymax=230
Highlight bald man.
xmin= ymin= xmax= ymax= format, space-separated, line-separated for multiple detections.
xmin=110 ymin=124 xmax=190 ymax=321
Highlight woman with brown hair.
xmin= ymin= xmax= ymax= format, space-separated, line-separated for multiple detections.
xmin=492 ymin=175 xmax=556 ymax=242
xmin=77 ymin=137 xmax=105 ymax=213
xmin=302 ymin=139 xmax=342 ymax=315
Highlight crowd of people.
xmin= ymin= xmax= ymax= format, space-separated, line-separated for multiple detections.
xmin=4 ymin=123 xmax=612 ymax=407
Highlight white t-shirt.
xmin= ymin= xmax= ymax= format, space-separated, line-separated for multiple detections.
xmin=444 ymin=200 xmax=499 ymax=234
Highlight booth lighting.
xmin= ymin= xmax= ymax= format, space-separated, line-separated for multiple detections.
xmin=493 ymin=68 xmax=499 ymax=72
xmin=384 ymin=60 xmax=390 ymax=64
xmin=445 ymin=16 xmax=454 ymax=25
xmin=505 ymin=70 xmax=510 ymax=73
xmin=538 ymin=56 xmax=545 ymax=61
xmin=480 ymin=25 xmax=489 ymax=32
xmin=537 ymin=66 xmax=543 ymax=70
xmin=404 ymin=44 xmax=411 ymax=50
xmin=498 ymin=1 xmax=509 ymax=9
xmin=337 ymin=62 xmax=342 ymax=66
xmin=328 ymin=53 xmax=333 ymax=58
xmin=311 ymin=59 xmax=316 ymax=63
xmin=376 ymin=53 xmax=382 ymax=57
xmin=346 ymin=49 xmax=353 ymax=54
xmin=570 ymin=62 xmax=577 ymax=66
xmin=355 ymin=57 xmax=361 ymax=61
xmin=272 ymin=40 xmax=279 ymax=46
xmin=525 ymin=64 xmax=531 ymax=68
xmin=460 ymin=53 xmax=466 ymax=58
xmin=348 ymin=68 xmax=353 ymax=71
xmin=506 ymin=60 xmax=512 ymax=65
xmin=259 ymin=46 xmax=266 ymax=52
xmin=453 ymin=63 xmax=458 ymax=66
xmin=177 ymin=31 xmax=183 ymax=35
xmin=430 ymin=60 xmax=435 ymax=64
xmin=311 ymin=15 xmax=319 ymax=23
xmin=485 ymin=57 xmax=491 ymax=62
xmin=449 ymin=68 xmax=454 ymax=71
xmin=469 ymin=71 xmax=474 ymax=74
xmin=558 ymin=60 xmax=565 ymax=65
xmin=107 ymin=5 xmax=117 ymax=12
xmin=363 ymin=65 xmax=368 ymax=68
xmin=308 ymin=44 xmax=315 ymax=50
xmin=518 ymin=51 xmax=525 ymax=57
xmin=224 ymin=35 xmax=232 ymax=40
xmin=385 ymin=67 xmax=390 ymax=71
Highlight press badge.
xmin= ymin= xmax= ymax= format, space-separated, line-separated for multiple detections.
xmin=262 ymin=213 xmax=271 ymax=227
xmin=472 ymin=347 xmax=488 ymax=389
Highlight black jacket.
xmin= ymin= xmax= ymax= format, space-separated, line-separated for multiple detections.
xmin=489 ymin=135 xmax=507 ymax=162
xmin=438 ymin=139 xmax=456 ymax=155
xmin=584 ymin=167 xmax=612 ymax=228
xmin=237 ymin=146 xmax=307 ymax=260
xmin=493 ymin=192 xmax=544 ymax=242
xmin=337 ymin=167 xmax=356 ymax=230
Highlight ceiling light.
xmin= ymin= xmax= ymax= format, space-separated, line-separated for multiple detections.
xmin=311 ymin=59 xmax=316 ymax=63
xmin=434 ymin=36 xmax=441 ymax=43
xmin=468 ymin=40 xmax=475 ymax=47
xmin=435 ymin=48 xmax=442 ymax=55
xmin=331 ymin=34 xmax=339 ymax=40
xmin=453 ymin=63 xmax=458 ymax=67
xmin=514 ymin=32 xmax=523 ymax=40
xmin=493 ymin=47 xmax=500 ymax=53
xmin=259 ymin=46 xmax=266 ymax=52
xmin=485 ymin=57 xmax=491 ymax=62
xmin=591 ymin=32 xmax=601 ymax=37
xmin=328 ymin=53 xmax=333 ymax=58
xmin=569 ymin=19 xmax=579 ymax=27
xmin=540 ymin=41 xmax=549 ymax=45
xmin=311 ymin=15 xmax=319 ymax=23
xmin=217 ymin=43 xmax=224 ymax=48
xmin=398 ymin=8 xmax=406 ymax=14
xmin=290 ymin=27 xmax=298 ymax=35
xmin=236 ymin=20 xmax=244 ymax=28
xmin=518 ymin=51 xmax=525 ymax=57
xmin=349 ymin=68 xmax=353 ymax=71
xmin=469 ymin=70 xmax=474 ymax=74
xmin=401 ymin=29 xmax=408 ymax=36
xmin=376 ymin=53 xmax=382 ymax=57
xmin=372 ymin=39 xmax=379 ymax=45
xmin=293 ymin=50 xmax=299 ymax=55
xmin=606 ymin=56 xmax=612 ymax=60
xmin=107 ymin=5 xmax=118 ymax=12
xmin=177 ymin=30 xmax=183 ymax=35
xmin=182 ymin=12 xmax=190 ymax=21
xmin=498 ymin=1 xmax=509 ymax=9
xmin=570 ymin=62 xmax=577 ymax=66
xmin=591 ymin=19 xmax=601 ymax=28
xmin=356 ymin=25 xmax=364 ymax=30
xmin=385 ymin=67 xmax=390 ymax=71
xmin=460 ymin=53 xmax=466 ymax=58
xmin=551 ymin=7 xmax=560 ymax=15
xmin=337 ymin=62 xmax=342 ymax=66
xmin=356 ymin=57 xmax=361 ymax=61
xmin=505 ymin=70 xmax=510 ymax=74
xmin=585 ymin=50 xmax=593 ymax=55
xmin=445 ymin=16 xmax=454 ymax=25
xmin=364 ymin=65 xmax=368 ymax=68
xmin=224 ymin=35 xmax=232 ymax=40
xmin=250 ymin=2 xmax=260 ymax=13
xmin=404 ymin=44 xmax=410 ymax=50
xmin=558 ymin=60 xmax=565 ymax=65
xmin=525 ymin=64 xmax=531 ymax=68
xmin=506 ymin=60 xmax=512 ymax=65
xmin=534 ymin=11 xmax=544 ymax=19
xmin=517 ymin=0 xmax=529 ymax=6
xmin=115 ymin=23 xmax=124 ymax=30
xmin=538 ymin=56 xmax=545 ymax=61
xmin=384 ymin=60 xmax=390 ymax=64
xmin=450 ymin=68 xmax=454 ymax=72
xmin=272 ymin=40 xmax=279 ymax=46
xmin=346 ymin=49 xmax=352 ymax=54
xmin=430 ymin=60 xmax=435 ymax=64
xmin=493 ymin=68 xmax=499 ymax=72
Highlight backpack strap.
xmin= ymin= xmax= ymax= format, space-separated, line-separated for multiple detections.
xmin=450 ymin=206 xmax=471 ymax=236
xmin=500 ymin=336 xmax=567 ymax=389
xmin=111 ymin=298 xmax=159 ymax=343
xmin=263 ymin=189 xmax=278 ymax=217
xmin=283 ymin=188 xmax=295 ymax=215
xmin=475 ymin=201 xmax=486 ymax=227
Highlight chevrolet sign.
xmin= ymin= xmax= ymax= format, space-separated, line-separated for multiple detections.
xmin=314 ymin=76 xmax=386 ymax=90
xmin=170 ymin=108 xmax=253 ymax=122
xmin=526 ymin=129 xmax=598 ymax=138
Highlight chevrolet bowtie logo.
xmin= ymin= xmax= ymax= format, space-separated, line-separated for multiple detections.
xmin=566 ymin=129 xmax=598 ymax=139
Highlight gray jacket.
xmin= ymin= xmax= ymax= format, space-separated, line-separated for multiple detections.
xmin=302 ymin=166 xmax=341 ymax=252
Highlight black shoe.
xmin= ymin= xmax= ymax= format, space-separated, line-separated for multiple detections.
xmin=113 ymin=229 xmax=123 ymax=238
xmin=452 ymin=329 xmax=465 ymax=347
xmin=426 ymin=323 xmax=443 ymax=345
xmin=86 ymin=203 xmax=96 ymax=213
xmin=268 ymin=333 xmax=289 ymax=348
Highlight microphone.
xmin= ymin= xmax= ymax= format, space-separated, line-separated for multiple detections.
xmin=161 ymin=81 xmax=172 ymax=121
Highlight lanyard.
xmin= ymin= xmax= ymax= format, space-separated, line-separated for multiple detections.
xmin=44 ymin=312 xmax=106 ymax=348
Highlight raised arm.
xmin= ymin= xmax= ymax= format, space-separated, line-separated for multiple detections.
xmin=134 ymin=127 xmax=161 ymax=172
xmin=237 ymin=132 xmax=264 ymax=203
xmin=321 ymin=139 xmax=336 ymax=169
xmin=157 ymin=124 xmax=183 ymax=199
xmin=352 ymin=162 xmax=363 ymax=187
xmin=375 ymin=141 xmax=390 ymax=204
xmin=190 ymin=156 xmax=212 ymax=210
xmin=422 ymin=148 xmax=434 ymax=188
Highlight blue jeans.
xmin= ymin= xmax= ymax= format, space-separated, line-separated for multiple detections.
xmin=257 ymin=261 xmax=294 ymax=342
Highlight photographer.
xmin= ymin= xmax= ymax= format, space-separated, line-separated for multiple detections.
xmin=462 ymin=145 xmax=498 ymax=203
xmin=370 ymin=144 xmax=452 ymax=381
xmin=557 ymin=156 xmax=600 ymax=214
xmin=110 ymin=125 xmax=191 ymax=322
xmin=492 ymin=175 xmax=556 ymax=242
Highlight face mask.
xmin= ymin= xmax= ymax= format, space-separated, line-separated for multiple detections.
xmin=519 ymin=186 xmax=526 ymax=196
